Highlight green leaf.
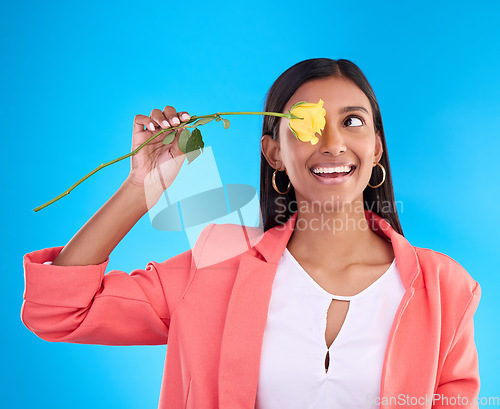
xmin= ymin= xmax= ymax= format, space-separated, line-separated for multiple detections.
xmin=186 ymin=134 xmax=197 ymax=154
xmin=186 ymin=149 xmax=202 ymax=164
xmin=288 ymin=124 xmax=300 ymax=142
xmin=189 ymin=116 xmax=215 ymax=127
xmin=178 ymin=128 xmax=191 ymax=153
xmin=162 ymin=131 xmax=176 ymax=145
xmin=290 ymin=100 xmax=308 ymax=110
xmin=186 ymin=128 xmax=202 ymax=152
xmin=184 ymin=128 xmax=204 ymax=164
xmin=193 ymin=127 xmax=202 ymax=142
xmin=222 ymin=118 xmax=230 ymax=129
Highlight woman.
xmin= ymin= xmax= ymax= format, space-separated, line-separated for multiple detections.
xmin=21 ymin=58 xmax=481 ymax=409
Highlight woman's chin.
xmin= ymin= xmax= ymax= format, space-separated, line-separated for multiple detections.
xmin=294 ymin=194 xmax=365 ymax=214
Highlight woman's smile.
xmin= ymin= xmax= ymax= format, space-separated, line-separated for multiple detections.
xmin=309 ymin=162 xmax=357 ymax=184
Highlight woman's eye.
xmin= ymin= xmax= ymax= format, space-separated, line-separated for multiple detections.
xmin=344 ymin=116 xmax=364 ymax=127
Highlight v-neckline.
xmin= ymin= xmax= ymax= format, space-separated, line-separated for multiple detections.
xmin=283 ymin=247 xmax=396 ymax=301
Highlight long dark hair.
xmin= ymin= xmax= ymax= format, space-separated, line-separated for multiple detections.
xmin=260 ymin=58 xmax=404 ymax=235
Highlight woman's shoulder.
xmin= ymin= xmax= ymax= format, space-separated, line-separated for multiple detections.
xmin=412 ymin=246 xmax=481 ymax=301
xmin=191 ymin=222 xmax=265 ymax=268
xmin=195 ymin=222 xmax=264 ymax=248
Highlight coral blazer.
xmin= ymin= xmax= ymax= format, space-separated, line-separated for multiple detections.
xmin=21 ymin=210 xmax=481 ymax=409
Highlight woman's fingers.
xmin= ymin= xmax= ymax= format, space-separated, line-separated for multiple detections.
xmin=129 ymin=105 xmax=192 ymax=195
xmin=162 ymin=106 xmax=191 ymax=127
xmin=134 ymin=107 xmax=192 ymax=135
xmin=178 ymin=111 xmax=191 ymax=122
xmin=162 ymin=106 xmax=181 ymax=128
xmin=150 ymin=108 xmax=171 ymax=130
xmin=133 ymin=114 xmax=153 ymax=134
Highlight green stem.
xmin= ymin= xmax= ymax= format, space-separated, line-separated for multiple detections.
xmin=190 ymin=112 xmax=299 ymax=120
xmin=218 ymin=112 xmax=296 ymax=118
xmin=33 ymin=110 xmax=298 ymax=212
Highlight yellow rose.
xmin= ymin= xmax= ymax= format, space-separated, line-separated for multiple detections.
xmin=288 ymin=99 xmax=326 ymax=145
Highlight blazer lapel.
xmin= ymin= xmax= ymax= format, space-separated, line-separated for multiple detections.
xmin=364 ymin=211 xmax=425 ymax=403
xmin=218 ymin=213 xmax=298 ymax=409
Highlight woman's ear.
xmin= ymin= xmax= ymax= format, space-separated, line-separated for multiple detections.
xmin=373 ymin=131 xmax=384 ymax=163
xmin=261 ymin=134 xmax=283 ymax=170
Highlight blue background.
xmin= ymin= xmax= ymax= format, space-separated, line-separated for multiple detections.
xmin=2 ymin=0 xmax=499 ymax=407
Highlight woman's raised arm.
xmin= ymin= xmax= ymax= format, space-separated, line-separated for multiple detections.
xmin=21 ymin=106 xmax=195 ymax=346
xmin=52 ymin=106 xmax=190 ymax=266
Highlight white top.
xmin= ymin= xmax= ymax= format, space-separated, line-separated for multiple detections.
xmin=255 ymin=248 xmax=405 ymax=409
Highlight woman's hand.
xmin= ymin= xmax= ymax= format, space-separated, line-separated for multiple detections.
xmin=126 ymin=105 xmax=190 ymax=202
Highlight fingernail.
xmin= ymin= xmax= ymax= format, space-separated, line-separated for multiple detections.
xmin=162 ymin=120 xmax=170 ymax=128
xmin=171 ymin=117 xmax=180 ymax=125
xmin=181 ymin=113 xmax=189 ymax=121
xmin=149 ymin=122 xmax=155 ymax=131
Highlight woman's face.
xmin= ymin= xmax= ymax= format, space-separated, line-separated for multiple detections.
xmin=267 ymin=76 xmax=383 ymax=210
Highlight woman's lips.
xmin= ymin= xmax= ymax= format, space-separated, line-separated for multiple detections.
xmin=309 ymin=167 xmax=355 ymax=185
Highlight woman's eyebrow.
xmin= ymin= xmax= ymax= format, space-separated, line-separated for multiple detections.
xmin=341 ymin=106 xmax=369 ymax=114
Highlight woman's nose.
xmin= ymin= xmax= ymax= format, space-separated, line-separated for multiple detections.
xmin=318 ymin=126 xmax=347 ymax=155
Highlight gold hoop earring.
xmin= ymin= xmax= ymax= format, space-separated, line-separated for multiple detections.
xmin=367 ymin=162 xmax=386 ymax=188
xmin=272 ymin=168 xmax=291 ymax=194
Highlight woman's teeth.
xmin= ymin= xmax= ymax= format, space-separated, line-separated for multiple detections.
xmin=311 ymin=166 xmax=354 ymax=178
xmin=312 ymin=166 xmax=352 ymax=174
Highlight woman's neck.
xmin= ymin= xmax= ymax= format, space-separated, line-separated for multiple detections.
xmin=285 ymin=201 xmax=391 ymax=272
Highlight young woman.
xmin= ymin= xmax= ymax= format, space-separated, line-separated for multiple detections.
xmin=21 ymin=58 xmax=481 ymax=409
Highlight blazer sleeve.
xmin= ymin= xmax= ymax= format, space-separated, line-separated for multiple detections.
xmin=433 ymin=281 xmax=481 ymax=409
xmin=20 ymin=245 xmax=193 ymax=346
